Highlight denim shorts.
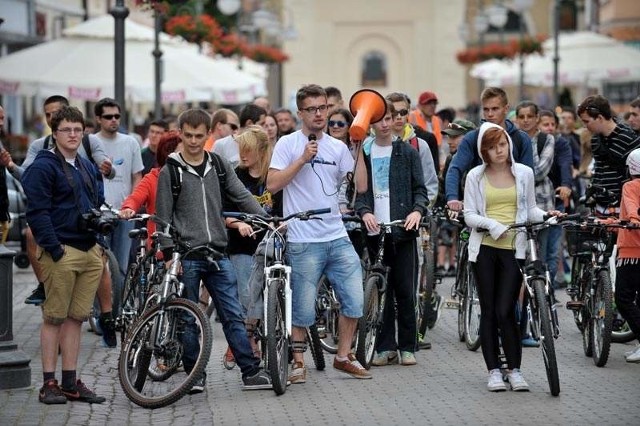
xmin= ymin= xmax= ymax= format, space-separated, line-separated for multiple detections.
xmin=287 ymin=237 xmax=363 ymax=327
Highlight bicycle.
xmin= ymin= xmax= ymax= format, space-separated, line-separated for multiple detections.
xmin=118 ymin=215 xmax=215 ymax=409
xmin=355 ymin=219 xmax=424 ymax=369
xmin=448 ymin=212 xmax=481 ymax=351
xmin=565 ymin=217 xmax=640 ymax=367
xmin=117 ymin=214 xmax=164 ymax=343
xmin=417 ymin=207 xmax=445 ymax=343
xmin=504 ymin=215 xmax=578 ymax=397
xmin=223 ymin=208 xmax=330 ymax=395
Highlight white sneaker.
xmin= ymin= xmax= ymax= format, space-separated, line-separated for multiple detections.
xmin=507 ymin=368 xmax=530 ymax=391
xmin=624 ymin=344 xmax=640 ymax=358
xmin=487 ymin=369 xmax=506 ymax=392
xmin=625 ymin=345 xmax=640 ymax=363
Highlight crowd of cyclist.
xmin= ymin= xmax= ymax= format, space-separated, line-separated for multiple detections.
xmin=2 ymin=84 xmax=640 ymax=404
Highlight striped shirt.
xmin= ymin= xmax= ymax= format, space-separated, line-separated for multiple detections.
xmin=591 ymin=122 xmax=640 ymax=207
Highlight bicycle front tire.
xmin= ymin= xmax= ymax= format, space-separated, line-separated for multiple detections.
xmin=356 ymin=274 xmax=382 ymax=369
xmin=532 ymin=279 xmax=560 ymax=397
xmin=266 ymin=278 xmax=288 ymax=395
xmin=307 ymin=325 xmax=326 ymax=371
xmin=464 ymin=267 xmax=481 ymax=352
xmin=456 ymin=249 xmax=469 ymax=342
xmin=591 ymin=269 xmax=613 ymax=367
xmin=118 ymin=298 xmax=212 ymax=409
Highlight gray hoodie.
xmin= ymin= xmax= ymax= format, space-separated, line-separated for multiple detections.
xmin=156 ymin=152 xmax=266 ymax=249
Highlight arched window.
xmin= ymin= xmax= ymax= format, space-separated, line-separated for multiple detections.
xmin=558 ymin=0 xmax=578 ymax=31
xmin=361 ymin=51 xmax=387 ymax=87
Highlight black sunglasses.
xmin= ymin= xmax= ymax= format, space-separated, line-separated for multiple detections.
xmin=578 ymin=104 xmax=602 ymax=117
xmin=228 ymin=123 xmax=239 ymax=131
xmin=395 ymin=109 xmax=409 ymax=117
xmin=101 ymin=114 xmax=121 ymax=120
xmin=328 ymin=120 xmax=347 ymax=128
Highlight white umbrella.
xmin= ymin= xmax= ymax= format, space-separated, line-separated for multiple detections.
xmin=482 ymin=31 xmax=640 ymax=87
xmin=470 ymin=59 xmax=514 ymax=81
xmin=0 ymin=15 xmax=266 ymax=104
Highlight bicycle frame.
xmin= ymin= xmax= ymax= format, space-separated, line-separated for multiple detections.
xmin=262 ymin=228 xmax=293 ymax=339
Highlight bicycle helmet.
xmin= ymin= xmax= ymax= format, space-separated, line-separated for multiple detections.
xmin=627 ymin=147 xmax=640 ymax=176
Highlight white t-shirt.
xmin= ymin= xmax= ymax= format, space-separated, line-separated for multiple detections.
xmin=212 ymin=135 xmax=239 ymax=168
xmin=270 ymin=131 xmax=354 ymax=243
xmin=370 ymin=143 xmax=392 ymax=226
xmin=94 ymin=132 xmax=143 ymax=208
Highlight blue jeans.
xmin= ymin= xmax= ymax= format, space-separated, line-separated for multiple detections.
xmin=104 ymin=220 xmax=134 ymax=315
xmin=538 ymin=203 xmax=564 ymax=289
xmin=230 ymin=253 xmax=253 ymax=315
xmin=180 ymin=258 xmax=259 ymax=378
xmin=287 ymin=237 xmax=363 ymax=327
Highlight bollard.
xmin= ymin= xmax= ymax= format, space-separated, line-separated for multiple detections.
xmin=0 ymin=244 xmax=31 ymax=389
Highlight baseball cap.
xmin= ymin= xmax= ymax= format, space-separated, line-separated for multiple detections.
xmin=418 ymin=91 xmax=438 ymax=105
xmin=627 ymin=147 xmax=640 ymax=176
xmin=441 ymin=119 xmax=477 ymax=137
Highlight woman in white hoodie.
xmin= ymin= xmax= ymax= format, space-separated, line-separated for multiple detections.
xmin=464 ymin=122 xmax=559 ymax=392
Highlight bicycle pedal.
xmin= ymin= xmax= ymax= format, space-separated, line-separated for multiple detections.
xmin=565 ymin=301 xmax=584 ymax=311
xmin=445 ymin=299 xmax=459 ymax=309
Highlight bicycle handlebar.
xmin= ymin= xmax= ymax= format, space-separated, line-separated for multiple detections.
xmin=223 ymin=207 xmax=331 ymax=227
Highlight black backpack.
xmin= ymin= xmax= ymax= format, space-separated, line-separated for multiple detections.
xmin=43 ymin=134 xmax=95 ymax=165
xmin=166 ymin=151 xmax=227 ymax=206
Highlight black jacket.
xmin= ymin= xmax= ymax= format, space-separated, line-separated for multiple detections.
xmin=355 ymin=139 xmax=428 ymax=241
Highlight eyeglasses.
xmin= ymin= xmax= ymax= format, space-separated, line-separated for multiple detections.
xmin=579 ymin=105 xmax=602 ymax=118
xmin=57 ymin=127 xmax=84 ymax=135
xmin=328 ymin=120 xmax=347 ymax=128
xmin=228 ymin=123 xmax=239 ymax=131
xmin=101 ymin=114 xmax=121 ymax=120
xmin=300 ymin=105 xmax=328 ymax=114
xmin=395 ymin=109 xmax=409 ymax=117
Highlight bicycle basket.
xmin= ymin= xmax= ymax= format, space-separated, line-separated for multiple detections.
xmin=565 ymin=225 xmax=610 ymax=257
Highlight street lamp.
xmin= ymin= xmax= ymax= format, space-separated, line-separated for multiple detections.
xmin=485 ymin=3 xmax=508 ymax=43
xmin=110 ymin=0 xmax=129 ymax=124
xmin=513 ymin=0 xmax=534 ymax=102
xmin=153 ymin=10 xmax=163 ymax=120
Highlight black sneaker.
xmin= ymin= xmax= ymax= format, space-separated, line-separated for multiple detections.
xmin=39 ymin=379 xmax=67 ymax=404
xmin=242 ymin=369 xmax=272 ymax=390
xmin=61 ymin=380 xmax=106 ymax=404
xmin=99 ymin=317 xmax=117 ymax=348
xmin=188 ymin=374 xmax=206 ymax=395
xmin=25 ymin=283 xmax=46 ymax=305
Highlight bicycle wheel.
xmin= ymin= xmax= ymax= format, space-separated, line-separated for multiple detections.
xmin=532 ymin=279 xmax=560 ymax=397
xmin=569 ymin=257 xmax=585 ymax=332
xmin=118 ymin=298 xmax=212 ymax=409
xmin=456 ymin=249 xmax=468 ymax=342
xmin=120 ymin=263 xmax=141 ymax=342
xmin=582 ymin=294 xmax=594 ymax=357
xmin=266 ymin=278 xmax=288 ymax=395
xmin=356 ymin=274 xmax=382 ymax=369
xmin=307 ymin=325 xmax=326 ymax=371
xmin=591 ymin=269 xmax=613 ymax=367
xmin=316 ymin=277 xmax=339 ymax=354
xmin=464 ymin=267 xmax=481 ymax=351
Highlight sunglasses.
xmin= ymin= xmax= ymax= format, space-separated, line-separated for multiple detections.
xmin=579 ymin=105 xmax=602 ymax=117
xmin=395 ymin=109 xmax=409 ymax=117
xmin=228 ymin=123 xmax=239 ymax=131
xmin=101 ymin=114 xmax=121 ymax=120
xmin=328 ymin=120 xmax=347 ymax=128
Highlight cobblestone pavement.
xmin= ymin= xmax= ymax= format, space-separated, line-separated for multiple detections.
xmin=2 ymin=257 xmax=640 ymax=426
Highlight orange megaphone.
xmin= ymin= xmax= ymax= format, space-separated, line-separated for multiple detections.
xmin=348 ymin=89 xmax=387 ymax=141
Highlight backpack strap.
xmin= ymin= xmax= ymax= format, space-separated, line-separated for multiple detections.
xmin=168 ymin=161 xmax=184 ymax=207
xmin=207 ymin=151 xmax=227 ymax=188
xmin=536 ymin=132 xmax=547 ymax=157
xmin=43 ymin=135 xmax=52 ymax=150
xmin=409 ymin=136 xmax=419 ymax=152
xmin=82 ymin=134 xmax=95 ymax=165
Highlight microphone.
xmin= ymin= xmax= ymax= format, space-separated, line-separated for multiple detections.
xmin=308 ymin=133 xmax=317 ymax=165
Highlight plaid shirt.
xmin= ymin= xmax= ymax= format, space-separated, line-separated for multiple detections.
xmin=532 ymin=132 xmax=555 ymax=211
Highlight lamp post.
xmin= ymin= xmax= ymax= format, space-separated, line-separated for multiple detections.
xmin=513 ymin=0 xmax=534 ymax=102
xmin=485 ymin=3 xmax=508 ymax=44
xmin=110 ymin=0 xmax=129 ymax=124
xmin=473 ymin=7 xmax=489 ymax=98
xmin=153 ymin=10 xmax=163 ymax=120
xmin=552 ymin=0 xmax=560 ymax=106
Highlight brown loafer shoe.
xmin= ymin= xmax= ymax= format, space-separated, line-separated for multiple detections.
xmin=333 ymin=354 xmax=372 ymax=379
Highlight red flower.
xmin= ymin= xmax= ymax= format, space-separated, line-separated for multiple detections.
xmin=165 ymin=14 xmax=223 ymax=45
